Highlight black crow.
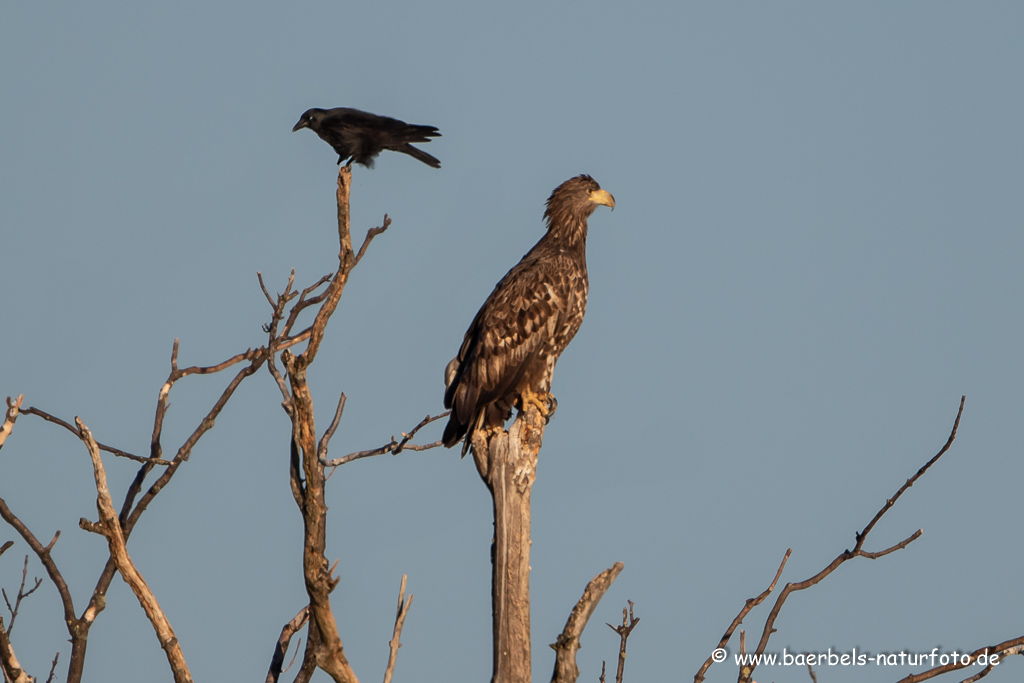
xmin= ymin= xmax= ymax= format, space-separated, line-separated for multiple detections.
xmin=292 ymin=107 xmax=441 ymax=168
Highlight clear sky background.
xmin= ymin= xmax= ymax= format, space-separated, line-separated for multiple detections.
xmin=2 ymin=3 xmax=1022 ymax=682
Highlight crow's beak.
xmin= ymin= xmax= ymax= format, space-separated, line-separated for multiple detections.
xmin=292 ymin=119 xmax=308 ymax=132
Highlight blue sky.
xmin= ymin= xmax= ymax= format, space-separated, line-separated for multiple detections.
xmin=2 ymin=3 xmax=1023 ymax=682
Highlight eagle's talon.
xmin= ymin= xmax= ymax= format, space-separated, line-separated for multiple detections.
xmin=545 ymin=395 xmax=558 ymax=424
xmin=519 ymin=389 xmax=558 ymax=423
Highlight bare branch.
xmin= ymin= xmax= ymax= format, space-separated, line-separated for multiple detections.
xmin=0 ymin=498 xmax=76 ymax=633
xmin=0 ymin=395 xmax=23 ymax=451
xmin=859 ymin=528 xmax=923 ymax=559
xmin=895 ymin=638 xmax=1024 ymax=683
xmin=2 ymin=555 xmax=42 ymax=636
xmin=693 ymin=549 xmax=791 ymax=683
xmin=606 ymin=601 xmax=639 ymax=683
xmin=353 ymin=215 xmax=392 ymax=267
xmin=323 ymin=412 xmax=450 ymax=467
xmin=0 ymin=614 xmax=31 ymax=683
xmin=266 ymin=606 xmax=310 ymax=683
xmin=45 ymin=652 xmax=60 ymax=683
xmin=318 ymin=393 xmax=347 ymax=462
xmin=855 ymin=395 xmax=965 ymax=551
xmin=550 ymin=562 xmax=624 ymax=683
xmin=258 ymin=271 xmax=277 ymax=308
xmin=382 ymin=575 xmax=413 ymax=683
xmin=280 ymin=165 xmax=360 ymax=683
xmin=75 ymin=417 xmax=193 ymax=683
xmin=20 ymin=406 xmax=160 ymax=465
xmin=736 ymin=397 xmax=967 ymax=683
xmin=281 ymin=273 xmax=334 ymax=339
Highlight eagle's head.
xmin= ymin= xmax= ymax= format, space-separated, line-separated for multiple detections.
xmin=292 ymin=108 xmax=327 ymax=132
xmin=544 ymin=175 xmax=615 ymax=229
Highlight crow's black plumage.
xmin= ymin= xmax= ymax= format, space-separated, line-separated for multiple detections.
xmin=292 ymin=107 xmax=441 ymax=168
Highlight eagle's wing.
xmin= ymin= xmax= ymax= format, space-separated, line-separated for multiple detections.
xmin=445 ymin=251 xmax=572 ymax=428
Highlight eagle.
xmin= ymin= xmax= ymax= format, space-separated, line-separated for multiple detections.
xmin=443 ymin=175 xmax=615 ymax=454
xmin=292 ymin=107 xmax=441 ymax=168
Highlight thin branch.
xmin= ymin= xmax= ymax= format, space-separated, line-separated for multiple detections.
xmin=550 ymin=562 xmax=624 ymax=683
xmin=317 ymin=393 xmax=347 ymax=462
xmin=281 ymin=273 xmax=334 ymax=339
xmin=0 ymin=498 xmax=76 ymax=632
xmin=737 ymin=397 xmax=967 ymax=683
xmin=353 ymin=215 xmax=392 ymax=267
xmin=855 ymin=395 xmax=965 ymax=551
xmin=45 ymin=652 xmax=60 ymax=683
xmin=0 ymin=395 xmax=23 ymax=451
xmin=606 ymin=601 xmax=639 ymax=683
xmin=323 ymin=412 xmax=450 ymax=467
xmin=2 ymin=555 xmax=42 ymax=636
xmin=20 ymin=407 xmax=160 ymax=465
xmin=693 ymin=549 xmax=791 ymax=683
xmin=382 ymin=575 xmax=413 ymax=683
xmin=266 ymin=606 xmax=310 ymax=683
xmin=896 ymin=638 xmax=1024 ymax=683
xmin=76 ymin=417 xmax=193 ymax=683
xmin=258 ymin=271 xmax=278 ymax=308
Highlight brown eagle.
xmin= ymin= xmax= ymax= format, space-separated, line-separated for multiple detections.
xmin=443 ymin=175 xmax=615 ymax=454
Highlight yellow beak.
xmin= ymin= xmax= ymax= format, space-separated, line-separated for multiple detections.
xmin=589 ymin=188 xmax=616 ymax=210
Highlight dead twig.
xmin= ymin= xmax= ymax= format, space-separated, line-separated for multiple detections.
xmin=0 ymin=499 xmax=76 ymax=643
xmin=736 ymin=397 xmax=966 ymax=683
xmin=45 ymin=651 xmax=60 ymax=683
xmin=354 ymin=215 xmax=392 ymax=267
xmin=693 ymin=549 xmax=791 ymax=683
xmin=20 ymin=406 xmax=161 ymax=465
xmin=322 ymin=411 xmax=450 ymax=468
xmin=2 ymin=555 xmax=42 ymax=636
xmin=76 ymin=417 xmax=193 ymax=683
xmin=0 ymin=395 xmax=23 ymax=451
xmin=606 ymin=601 xmax=639 ymax=683
xmin=896 ymin=639 xmax=1024 ymax=683
xmin=383 ymin=574 xmax=413 ymax=683
xmin=318 ymin=393 xmax=348 ymax=463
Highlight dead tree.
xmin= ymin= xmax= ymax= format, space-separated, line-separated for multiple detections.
xmin=693 ymin=396 xmax=1024 ymax=683
xmin=467 ymin=397 xmax=625 ymax=683
xmin=4 ymin=160 xmax=1021 ymax=683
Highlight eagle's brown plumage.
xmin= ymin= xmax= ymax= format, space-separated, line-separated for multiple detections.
xmin=443 ymin=175 xmax=615 ymax=454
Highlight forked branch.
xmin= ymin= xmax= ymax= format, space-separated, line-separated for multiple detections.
xmin=607 ymin=601 xmax=639 ymax=683
xmin=383 ymin=574 xmax=413 ymax=683
xmin=699 ymin=397 xmax=967 ymax=683
xmin=75 ymin=418 xmax=193 ymax=683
